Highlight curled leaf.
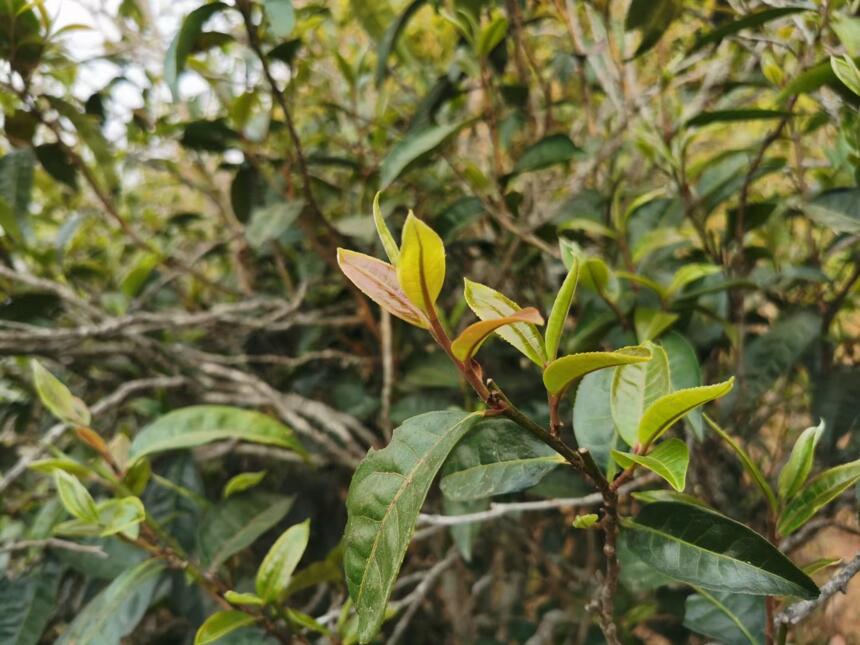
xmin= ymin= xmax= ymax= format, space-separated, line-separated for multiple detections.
xmin=337 ymin=249 xmax=429 ymax=328
xmin=451 ymin=307 xmax=544 ymax=361
xmin=543 ymin=346 xmax=652 ymax=396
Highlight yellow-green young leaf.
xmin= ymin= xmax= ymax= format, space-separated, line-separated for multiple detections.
xmin=545 ymin=259 xmax=580 ymax=361
xmin=397 ymin=213 xmax=446 ymax=314
xmin=463 ymin=278 xmax=546 ymax=366
xmin=634 ymin=307 xmax=678 ymax=342
xmin=223 ymin=471 xmax=267 ymax=499
xmin=451 ymin=308 xmax=544 ymax=361
xmin=544 ymin=346 xmax=652 ymax=396
xmin=53 ymin=470 xmax=98 ymax=523
xmin=572 ymin=513 xmax=599 ymax=529
xmin=29 ymin=456 xmax=92 ymax=478
xmin=704 ymin=414 xmax=777 ymax=513
xmin=194 ymin=611 xmax=256 ymax=645
xmin=778 ymin=459 xmax=860 ymax=536
xmin=337 ymin=249 xmax=429 ymax=328
xmin=31 ymin=360 xmax=90 ymax=426
xmin=638 ymin=378 xmax=734 ymax=447
xmin=610 ymin=342 xmax=671 ymax=445
xmin=256 ymin=519 xmax=310 ymax=603
xmin=665 ymin=263 xmax=721 ymax=297
xmin=96 ymin=497 xmax=146 ymax=539
xmin=372 ymin=192 xmax=399 ymax=264
xmin=224 ymin=591 xmax=265 ymax=606
xmin=476 ymin=14 xmax=508 ymax=58
xmin=777 ymin=419 xmax=825 ymax=502
xmin=611 ymin=438 xmax=689 ymax=491
xmin=286 ymin=608 xmax=331 ymax=635
xmin=831 ymin=55 xmax=860 ymax=96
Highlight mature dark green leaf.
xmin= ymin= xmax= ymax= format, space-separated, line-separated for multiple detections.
xmin=692 ymin=7 xmax=808 ymax=52
xmin=510 ymin=134 xmax=579 ymax=176
xmin=684 ymin=589 xmax=764 ymax=645
xmin=197 ymin=492 xmax=294 ymax=569
xmin=344 ymin=410 xmax=480 ymax=643
xmin=0 ymin=148 xmax=34 ymax=241
xmin=180 ymin=119 xmax=239 ymax=152
xmin=686 ymin=109 xmax=791 ymax=128
xmin=34 ymin=144 xmax=77 ymax=189
xmin=129 ymin=405 xmax=306 ymax=462
xmin=572 ymin=370 xmax=617 ymax=473
xmin=778 ymin=459 xmax=860 ymax=536
xmin=440 ymin=418 xmax=563 ymax=501
xmin=165 ymin=2 xmax=228 ymax=97
xmin=806 ymin=188 xmax=860 ymax=233
xmin=0 ymin=562 xmax=61 ymax=645
xmin=56 ymin=559 xmax=166 ymax=645
xmin=245 ymin=200 xmax=304 ymax=248
xmin=623 ymin=502 xmax=818 ymax=598
xmin=379 ymin=121 xmax=468 ymax=189
xmin=375 ymin=0 xmax=427 ymax=87
xmin=625 ymin=0 xmax=681 ymax=58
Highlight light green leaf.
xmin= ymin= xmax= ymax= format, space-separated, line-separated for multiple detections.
xmin=397 ymin=212 xmax=446 ymax=314
xmin=56 ymin=559 xmax=166 ymax=645
xmin=831 ymin=55 xmax=860 ymax=96
xmin=610 ymin=343 xmax=670 ymax=445
xmin=28 ymin=456 xmax=92 ymax=478
xmin=129 ymin=405 xmax=306 ymax=462
xmin=451 ymin=308 xmax=544 ymax=362
xmin=96 ymin=497 xmax=146 ymax=539
xmin=510 ymin=134 xmax=578 ymax=176
xmin=704 ymin=414 xmax=777 ymax=512
xmin=0 ymin=563 xmax=60 ymax=645
xmin=439 ymin=418 xmax=563 ymax=501
xmin=463 ymin=278 xmax=546 ymax=366
xmin=638 ymin=378 xmax=734 ymax=447
xmin=264 ymin=0 xmax=295 ymax=39
xmin=545 ymin=258 xmax=580 ymax=361
xmin=164 ymin=2 xmax=228 ymax=98
xmin=778 ymin=459 xmax=860 ymax=536
xmin=634 ymin=307 xmax=678 ymax=342
xmin=545 ymin=346 xmax=652 ymax=397
xmin=194 ymin=611 xmax=257 ymax=645
xmin=245 ymin=201 xmax=304 ymax=248
xmin=573 ymin=513 xmax=599 ymax=529
xmin=379 ymin=121 xmax=467 ymax=190
xmin=372 ymin=192 xmax=399 ymax=264
xmin=661 ymin=332 xmax=704 ymax=439
xmin=53 ymin=470 xmax=98 ymax=524
xmin=223 ymin=591 xmax=265 ymax=607
xmin=476 ymin=14 xmax=508 ymax=58
xmin=198 ymin=493 xmax=294 ymax=569
xmin=223 ymin=471 xmax=267 ymax=499
xmin=632 ymin=489 xmax=709 ymax=508
xmin=778 ymin=420 xmax=825 ymax=502
xmin=611 ymin=438 xmax=689 ymax=491
xmin=622 ymin=502 xmax=818 ymax=598
xmin=684 ymin=589 xmax=764 ymax=645
xmin=344 ymin=410 xmax=480 ymax=643
xmin=665 ymin=264 xmax=722 ymax=297
xmin=31 ymin=360 xmax=90 ymax=427
xmin=256 ymin=519 xmax=310 ymax=603
xmin=833 ymin=15 xmax=860 ymax=56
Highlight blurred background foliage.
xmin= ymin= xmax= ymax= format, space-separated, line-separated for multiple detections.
xmin=0 ymin=0 xmax=859 ymax=642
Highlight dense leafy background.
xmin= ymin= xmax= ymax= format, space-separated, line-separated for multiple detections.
xmin=1 ymin=0 xmax=859 ymax=643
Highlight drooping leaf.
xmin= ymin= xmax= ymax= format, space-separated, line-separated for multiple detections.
xmin=777 ymin=420 xmax=825 ymax=502
xmin=610 ymin=344 xmax=670 ymax=445
xmin=778 ymin=459 xmax=860 ymax=536
xmin=704 ymin=414 xmax=777 ymax=512
xmin=463 ymin=278 xmax=546 ymax=366
xmin=396 ymin=213 xmax=446 ymax=314
xmin=337 ymin=249 xmax=430 ymax=328
xmin=451 ymin=308 xmax=544 ymax=361
xmin=256 ymin=519 xmax=310 ymax=603
xmin=56 ymin=559 xmax=166 ymax=645
xmin=129 ymin=405 xmax=306 ymax=462
xmin=634 ymin=308 xmax=678 ymax=342
xmin=223 ymin=471 xmax=267 ymax=499
xmin=375 ymin=0 xmax=427 ymax=87
xmin=440 ymin=418 xmax=563 ymax=501
xmin=691 ymin=7 xmax=809 ymax=52
xmin=510 ymin=134 xmax=579 ymax=176
xmin=806 ymin=188 xmax=860 ymax=234
xmin=372 ymin=192 xmax=399 ymax=264
xmin=164 ymin=2 xmax=228 ymax=97
xmin=0 ymin=562 xmax=61 ymax=645
xmin=31 ymin=360 xmax=90 ymax=427
xmin=545 ymin=259 xmax=580 ymax=361
xmin=685 ymin=109 xmax=791 ymax=128
xmin=34 ymin=143 xmax=77 ymax=189
xmin=572 ymin=370 xmax=617 ymax=473
xmin=344 ymin=410 xmax=480 ymax=643
xmin=622 ymin=502 xmax=818 ymax=598
xmin=545 ymin=346 xmax=652 ymax=396
xmin=661 ymin=332 xmax=704 ymax=439
xmin=611 ymin=438 xmax=689 ymax=491
xmin=625 ymin=0 xmax=682 ymax=58
xmin=379 ymin=121 xmax=467 ymax=190
xmin=194 ymin=611 xmax=257 ymax=645
xmin=638 ymin=378 xmax=734 ymax=447
xmin=263 ymin=0 xmax=295 ymax=39
xmin=684 ymin=589 xmax=765 ymax=645
xmin=53 ymin=470 xmax=98 ymax=523
xmin=198 ymin=493 xmax=294 ymax=569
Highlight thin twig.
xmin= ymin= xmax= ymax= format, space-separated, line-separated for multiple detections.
xmin=776 ymin=551 xmax=860 ymax=627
